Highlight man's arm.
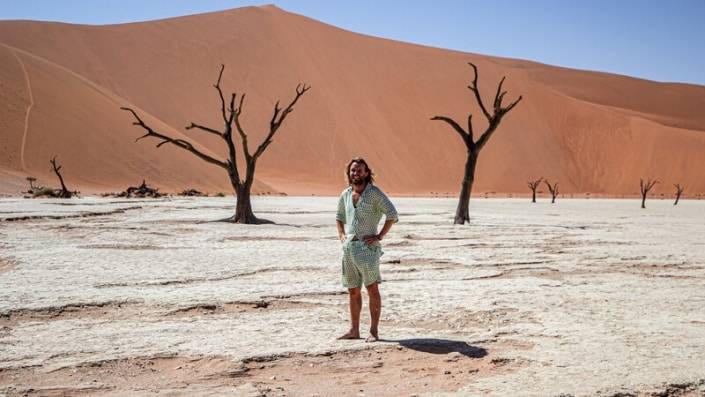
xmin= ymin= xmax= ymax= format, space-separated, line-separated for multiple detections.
xmin=364 ymin=189 xmax=398 ymax=245
xmin=363 ymin=219 xmax=394 ymax=245
xmin=336 ymin=220 xmax=346 ymax=242
xmin=377 ymin=219 xmax=395 ymax=240
xmin=376 ymin=189 xmax=398 ymax=224
xmin=336 ymin=194 xmax=346 ymax=242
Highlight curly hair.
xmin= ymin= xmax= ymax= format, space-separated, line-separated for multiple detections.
xmin=345 ymin=157 xmax=374 ymax=185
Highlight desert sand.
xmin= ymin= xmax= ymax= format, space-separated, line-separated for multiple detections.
xmin=1 ymin=196 xmax=705 ymax=396
xmin=1 ymin=5 xmax=705 ymax=196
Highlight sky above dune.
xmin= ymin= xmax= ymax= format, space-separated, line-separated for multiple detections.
xmin=1 ymin=0 xmax=704 ymax=85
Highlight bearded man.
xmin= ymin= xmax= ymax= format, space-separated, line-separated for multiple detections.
xmin=335 ymin=158 xmax=398 ymax=342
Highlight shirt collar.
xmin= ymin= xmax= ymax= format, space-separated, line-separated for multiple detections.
xmin=351 ymin=182 xmax=372 ymax=197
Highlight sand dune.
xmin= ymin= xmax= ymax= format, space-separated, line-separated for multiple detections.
xmin=0 ymin=5 xmax=703 ymax=196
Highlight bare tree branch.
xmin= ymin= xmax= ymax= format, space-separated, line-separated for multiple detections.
xmin=235 ymin=93 xmax=245 ymax=116
xmin=232 ymin=94 xmax=251 ymax=161
xmin=528 ymin=177 xmax=543 ymax=190
xmin=228 ymin=93 xmax=236 ymax=121
xmin=640 ymin=178 xmax=660 ymax=195
xmin=223 ymin=130 xmax=242 ymax=187
xmin=474 ymin=125 xmax=496 ymax=151
xmin=185 ymin=122 xmax=222 ymax=137
xmin=493 ymin=76 xmax=506 ymax=110
xmin=431 ymin=116 xmax=469 ymax=146
xmin=503 ymin=95 xmax=523 ymax=115
xmin=221 ymin=91 xmax=243 ymax=184
xmin=475 ymin=98 xmax=522 ymax=151
xmin=213 ymin=64 xmax=228 ymax=124
xmin=467 ymin=62 xmax=491 ymax=122
xmin=253 ymin=84 xmax=311 ymax=160
xmin=121 ymin=107 xmax=228 ymax=169
xmin=270 ymin=100 xmax=281 ymax=130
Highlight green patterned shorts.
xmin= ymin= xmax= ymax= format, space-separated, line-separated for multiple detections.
xmin=341 ymin=240 xmax=382 ymax=288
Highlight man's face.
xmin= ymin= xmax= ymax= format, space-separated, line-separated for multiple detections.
xmin=349 ymin=162 xmax=369 ymax=185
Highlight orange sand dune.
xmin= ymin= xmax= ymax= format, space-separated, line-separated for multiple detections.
xmin=1 ymin=5 xmax=704 ymax=196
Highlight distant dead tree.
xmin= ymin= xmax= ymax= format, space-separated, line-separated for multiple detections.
xmin=180 ymin=188 xmax=207 ymax=197
xmin=639 ymin=178 xmax=659 ymax=209
xmin=25 ymin=176 xmax=36 ymax=192
xmin=431 ymin=62 xmax=522 ymax=224
xmin=673 ymin=184 xmax=685 ymax=206
xmin=544 ymin=179 xmax=559 ymax=204
xmin=527 ymin=177 xmax=543 ymax=203
xmin=122 ymin=65 xmax=310 ymax=224
xmin=117 ymin=180 xmax=162 ymax=198
xmin=49 ymin=156 xmax=73 ymax=198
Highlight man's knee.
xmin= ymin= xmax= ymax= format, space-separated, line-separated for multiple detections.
xmin=365 ymin=282 xmax=380 ymax=297
xmin=348 ymin=287 xmax=362 ymax=296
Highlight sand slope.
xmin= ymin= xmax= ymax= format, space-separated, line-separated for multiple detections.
xmin=0 ymin=5 xmax=703 ymax=195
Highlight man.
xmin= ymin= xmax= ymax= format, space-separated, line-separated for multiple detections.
xmin=336 ymin=157 xmax=398 ymax=342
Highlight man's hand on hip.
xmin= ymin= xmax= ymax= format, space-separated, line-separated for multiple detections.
xmin=363 ymin=234 xmax=380 ymax=245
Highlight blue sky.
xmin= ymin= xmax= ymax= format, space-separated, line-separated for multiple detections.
xmin=2 ymin=0 xmax=704 ymax=85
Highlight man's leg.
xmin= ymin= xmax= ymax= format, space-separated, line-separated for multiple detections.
xmin=338 ymin=287 xmax=362 ymax=339
xmin=365 ymin=282 xmax=381 ymax=342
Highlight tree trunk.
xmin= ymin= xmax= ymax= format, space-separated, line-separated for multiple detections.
xmin=234 ymin=184 xmax=258 ymax=223
xmin=56 ymin=173 xmax=68 ymax=195
xmin=551 ymin=195 xmax=556 ymax=204
xmin=532 ymin=190 xmax=537 ymax=203
xmin=454 ymin=151 xmax=478 ymax=224
xmin=674 ymin=193 xmax=681 ymax=206
xmin=50 ymin=157 xmax=72 ymax=198
xmin=228 ymin=170 xmax=272 ymax=224
xmin=641 ymin=194 xmax=647 ymax=209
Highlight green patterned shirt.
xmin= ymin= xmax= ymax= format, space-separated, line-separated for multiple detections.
xmin=336 ymin=183 xmax=398 ymax=242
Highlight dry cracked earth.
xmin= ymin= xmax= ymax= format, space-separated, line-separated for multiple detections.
xmin=1 ymin=197 xmax=704 ymax=396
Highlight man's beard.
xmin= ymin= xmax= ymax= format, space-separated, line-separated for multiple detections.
xmin=351 ymin=177 xmax=365 ymax=186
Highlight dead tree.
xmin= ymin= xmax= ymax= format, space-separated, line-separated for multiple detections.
xmin=544 ymin=180 xmax=559 ymax=204
xmin=640 ymin=178 xmax=659 ymax=209
xmin=673 ymin=184 xmax=684 ymax=205
xmin=26 ymin=176 xmax=37 ymax=190
xmin=431 ymin=62 xmax=522 ymax=224
xmin=122 ymin=65 xmax=310 ymax=224
xmin=528 ymin=178 xmax=543 ymax=203
xmin=180 ymin=188 xmax=207 ymax=197
xmin=50 ymin=156 xmax=73 ymax=198
xmin=25 ymin=176 xmax=37 ymax=194
xmin=118 ymin=180 xmax=162 ymax=198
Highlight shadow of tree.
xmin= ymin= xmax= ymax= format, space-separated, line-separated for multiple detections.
xmin=384 ymin=338 xmax=487 ymax=358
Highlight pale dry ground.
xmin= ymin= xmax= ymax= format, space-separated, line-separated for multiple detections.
xmin=1 ymin=196 xmax=704 ymax=397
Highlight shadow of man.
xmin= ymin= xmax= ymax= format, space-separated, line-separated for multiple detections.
xmin=383 ymin=338 xmax=487 ymax=358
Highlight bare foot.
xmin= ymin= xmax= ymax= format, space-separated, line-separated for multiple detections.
xmin=337 ymin=330 xmax=360 ymax=340
xmin=365 ymin=333 xmax=379 ymax=343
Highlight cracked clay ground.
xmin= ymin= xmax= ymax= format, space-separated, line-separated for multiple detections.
xmin=1 ymin=197 xmax=704 ymax=397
